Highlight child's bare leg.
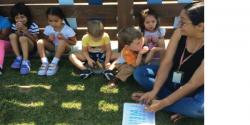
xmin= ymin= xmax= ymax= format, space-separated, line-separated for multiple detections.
xmin=19 ymin=36 xmax=34 ymax=60
xmin=37 ymin=39 xmax=54 ymax=58
xmin=69 ymin=53 xmax=87 ymax=70
xmin=9 ymin=33 xmax=21 ymax=57
xmin=55 ymin=40 xmax=70 ymax=58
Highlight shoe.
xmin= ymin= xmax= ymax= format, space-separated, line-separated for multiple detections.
xmin=37 ymin=63 xmax=49 ymax=76
xmin=103 ymin=70 xmax=115 ymax=80
xmin=107 ymin=77 xmax=119 ymax=88
xmin=80 ymin=69 xmax=93 ymax=79
xmin=11 ymin=58 xmax=22 ymax=69
xmin=20 ymin=61 xmax=31 ymax=75
xmin=46 ymin=63 xmax=58 ymax=76
xmin=0 ymin=68 xmax=3 ymax=75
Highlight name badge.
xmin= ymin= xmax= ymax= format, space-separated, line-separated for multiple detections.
xmin=172 ymin=71 xmax=184 ymax=84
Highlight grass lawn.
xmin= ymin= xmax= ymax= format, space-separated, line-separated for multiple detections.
xmin=0 ymin=57 xmax=203 ymax=125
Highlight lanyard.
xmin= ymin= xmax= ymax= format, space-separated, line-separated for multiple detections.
xmin=178 ymin=43 xmax=192 ymax=70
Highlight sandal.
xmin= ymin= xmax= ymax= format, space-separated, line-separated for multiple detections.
xmin=170 ymin=113 xmax=184 ymax=123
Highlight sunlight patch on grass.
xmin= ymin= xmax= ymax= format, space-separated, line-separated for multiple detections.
xmin=98 ymin=100 xmax=119 ymax=112
xmin=100 ymin=85 xmax=119 ymax=94
xmin=8 ymin=100 xmax=44 ymax=108
xmin=8 ymin=122 xmax=36 ymax=125
xmin=55 ymin=123 xmax=70 ymax=125
xmin=61 ymin=101 xmax=82 ymax=110
xmin=66 ymin=84 xmax=85 ymax=91
xmin=5 ymin=84 xmax=51 ymax=90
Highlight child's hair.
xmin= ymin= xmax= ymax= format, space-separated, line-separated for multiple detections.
xmin=117 ymin=27 xmax=143 ymax=45
xmin=138 ymin=8 xmax=160 ymax=34
xmin=10 ymin=2 xmax=33 ymax=27
xmin=87 ymin=20 xmax=104 ymax=38
xmin=184 ymin=2 xmax=204 ymax=25
xmin=46 ymin=7 xmax=70 ymax=26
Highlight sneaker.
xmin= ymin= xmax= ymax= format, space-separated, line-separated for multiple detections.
xmin=46 ymin=63 xmax=58 ymax=76
xmin=80 ymin=69 xmax=93 ymax=79
xmin=37 ymin=63 xmax=49 ymax=76
xmin=11 ymin=58 xmax=22 ymax=69
xmin=103 ymin=70 xmax=115 ymax=80
xmin=0 ymin=68 xmax=3 ymax=75
xmin=20 ymin=61 xmax=31 ymax=75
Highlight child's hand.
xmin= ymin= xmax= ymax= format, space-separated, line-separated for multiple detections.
xmin=104 ymin=62 xmax=111 ymax=69
xmin=57 ymin=33 xmax=65 ymax=40
xmin=87 ymin=59 xmax=95 ymax=68
xmin=139 ymin=46 xmax=149 ymax=55
xmin=16 ymin=22 xmax=22 ymax=31
xmin=49 ymin=34 xmax=55 ymax=42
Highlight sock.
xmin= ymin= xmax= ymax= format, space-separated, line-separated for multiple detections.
xmin=41 ymin=57 xmax=49 ymax=64
xmin=51 ymin=57 xmax=60 ymax=65
xmin=16 ymin=56 xmax=22 ymax=60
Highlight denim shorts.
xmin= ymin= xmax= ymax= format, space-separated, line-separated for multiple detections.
xmin=89 ymin=52 xmax=105 ymax=63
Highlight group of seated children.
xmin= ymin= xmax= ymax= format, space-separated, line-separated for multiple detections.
xmin=0 ymin=2 xmax=166 ymax=88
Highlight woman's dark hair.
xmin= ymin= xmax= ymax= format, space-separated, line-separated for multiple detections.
xmin=10 ymin=2 xmax=33 ymax=27
xmin=46 ymin=7 xmax=70 ymax=26
xmin=184 ymin=2 xmax=204 ymax=25
xmin=138 ymin=8 xmax=160 ymax=34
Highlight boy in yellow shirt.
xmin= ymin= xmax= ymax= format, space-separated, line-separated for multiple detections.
xmin=69 ymin=20 xmax=112 ymax=79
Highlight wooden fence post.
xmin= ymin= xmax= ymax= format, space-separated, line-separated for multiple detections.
xmin=117 ymin=0 xmax=133 ymax=51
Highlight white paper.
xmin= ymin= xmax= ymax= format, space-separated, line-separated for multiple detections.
xmin=122 ymin=103 xmax=155 ymax=125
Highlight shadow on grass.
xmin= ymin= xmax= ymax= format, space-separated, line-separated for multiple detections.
xmin=0 ymin=58 xmax=203 ymax=125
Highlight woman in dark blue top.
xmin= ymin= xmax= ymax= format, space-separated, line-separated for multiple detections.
xmin=132 ymin=2 xmax=204 ymax=122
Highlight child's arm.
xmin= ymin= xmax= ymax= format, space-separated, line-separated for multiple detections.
xmin=135 ymin=46 xmax=149 ymax=66
xmin=82 ymin=46 xmax=95 ymax=67
xmin=104 ymin=43 xmax=112 ymax=68
xmin=57 ymin=33 xmax=77 ymax=45
xmin=0 ymin=28 xmax=11 ymax=40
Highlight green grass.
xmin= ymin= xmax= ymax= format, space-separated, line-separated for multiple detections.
xmin=0 ymin=57 xmax=203 ymax=125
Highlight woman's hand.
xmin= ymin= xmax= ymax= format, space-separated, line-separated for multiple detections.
xmin=139 ymin=90 xmax=157 ymax=105
xmin=145 ymin=100 xmax=166 ymax=112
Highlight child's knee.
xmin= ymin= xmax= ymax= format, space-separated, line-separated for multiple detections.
xmin=9 ymin=33 xmax=17 ymax=40
xmin=19 ymin=36 xmax=29 ymax=43
xmin=37 ymin=39 xmax=45 ymax=46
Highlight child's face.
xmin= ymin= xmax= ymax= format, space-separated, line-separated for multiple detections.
xmin=144 ymin=15 xmax=157 ymax=32
xmin=15 ymin=14 xmax=28 ymax=25
xmin=48 ymin=15 xmax=64 ymax=29
xmin=128 ymin=37 xmax=144 ymax=52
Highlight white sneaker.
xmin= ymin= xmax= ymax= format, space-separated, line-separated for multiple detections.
xmin=46 ymin=63 xmax=58 ymax=76
xmin=37 ymin=63 xmax=49 ymax=76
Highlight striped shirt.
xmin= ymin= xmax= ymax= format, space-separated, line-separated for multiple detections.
xmin=11 ymin=22 xmax=39 ymax=34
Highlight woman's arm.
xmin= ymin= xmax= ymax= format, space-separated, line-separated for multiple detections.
xmin=140 ymin=29 xmax=182 ymax=104
xmin=146 ymin=60 xmax=204 ymax=112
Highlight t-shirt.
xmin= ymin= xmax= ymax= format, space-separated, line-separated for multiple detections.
xmin=82 ymin=32 xmax=110 ymax=53
xmin=0 ymin=16 xmax=11 ymax=30
xmin=11 ymin=22 xmax=39 ymax=34
xmin=144 ymin=28 xmax=166 ymax=49
xmin=44 ymin=24 xmax=75 ymax=46
xmin=118 ymin=47 xmax=138 ymax=67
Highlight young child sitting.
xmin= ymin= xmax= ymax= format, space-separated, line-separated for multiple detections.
xmin=9 ymin=2 xmax=39 ymax=75
xmin=138 ymin=8 xmax=166 ymax=64
xmin=0 ymin=11 xmax=11 ymax=75
xmin=37 ymin=7 xmax=80 ymax=76
xmin=69 ymin=20 xmax=112 ymax=79
xmin=104 ymin=27 xmax=149 ymax=88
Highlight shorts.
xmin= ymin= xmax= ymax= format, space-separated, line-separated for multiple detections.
xmin=89 ymin=52 xmax=105 ymax=63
